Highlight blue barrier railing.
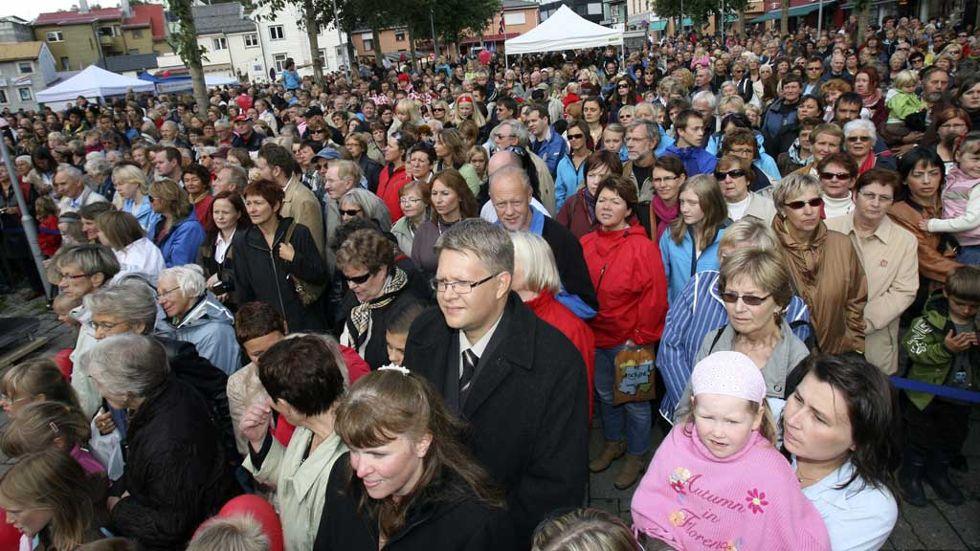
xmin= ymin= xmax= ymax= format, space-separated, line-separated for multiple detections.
xmin=890 ymin=377 xmax=980 ymax=404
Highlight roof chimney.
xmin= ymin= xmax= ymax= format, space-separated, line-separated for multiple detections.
xmin=79 ymin=0 xmax=90 ymax=13
xmin=119 ymin=0 xmax=131 ymax=18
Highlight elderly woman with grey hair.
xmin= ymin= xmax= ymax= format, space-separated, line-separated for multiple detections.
xmin=156 ymin=264 xmax=241 ymax=375
xmin=338 ymin=187 xmax=392 ymax=231
xmin=85 ymin=334 xmax=240 ymax=549
xmin=844 ymin=118 xmax=897 ymax=173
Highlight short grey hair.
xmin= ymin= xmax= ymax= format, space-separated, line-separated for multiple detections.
xmin=219 ymin=164 xmax=248 ymax=191
xmin=340 ymin=188 xmax=392 ymax=230
xmin=627 ymin=120 xmax=660 ymax=143
xmin=489 ymin=164 xmax=531 ymax=193
xmin=54 ymin=244 xmax=120 ymax=282
xmin=843 ymin=118 xmax=877 ymax=142
xmin=510 ymin=231 xmax=559 ymax=294
xmin=719 ymin=216 xmax=782 ymax=252
xmin=159 ymin=264 xmax=207 ymax=299
xmin=84 ymin=280 xmax=157 ymax=334
xmin=495 ymin=120 xmax=530 ymax=148
xmin=187 ymin=514 xmax=269 ymax=551
xmin=773 ymin=173 xmax=822 ymax=214
xmin=83 ymin=334 xmax=170 ymax=398
xmin=56 ymin=163 xmax=83 ymax=183
xmin=435 ymin=218 xmax=514 ymax=275
xmin=85 ymin=157 xmax=111 ymax=177
xmin=692 ymin=90 xmax=718 ymax=111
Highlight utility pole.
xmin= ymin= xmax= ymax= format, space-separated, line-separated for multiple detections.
xmin=430 ymin=7 xmax=439 ymax=65
xmin=0 ymin=135 xmax=51 ymax=299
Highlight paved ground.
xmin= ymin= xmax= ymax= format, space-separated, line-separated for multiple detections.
xmin=1 ymin=288 xmax=977 ymax=549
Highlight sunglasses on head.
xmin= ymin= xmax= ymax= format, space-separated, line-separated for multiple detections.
xmin=346 ymin=271 xmax=374 ymax=285
xmin=784 ymin=197 xmax=824 ymax=209
xmin=720 ymin=291 xmax=771 ymax=306
xmin=714 ymin=169 xmax=746 ymax=180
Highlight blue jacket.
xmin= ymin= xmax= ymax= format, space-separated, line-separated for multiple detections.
xmin=155 ymin=214 xmax=205 ymax=268
xmin=168 ymin=292 xmax=241 ymax=376
xmin=554 ymin=154 xmax=587 ymax=211
xmin=663 ymin=145 xmax=717 ymax=176
xmin=658 ymin=225 xmax=726 ymax=303
xmin=656 ymin=127 xmax=675 ymax=157
xmin=531 ymin=127 xmax=568 ymax=177
xmin=760 ymin=98 xmax=799 ymax=155
xmin=123 ymin=196 xmax=161 ymax=235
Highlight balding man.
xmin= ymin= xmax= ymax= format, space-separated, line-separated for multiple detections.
xmin=489 ymin=165 xmax=598 ymax=316
xmin=480 ymin=150 xmax=550 ymax=222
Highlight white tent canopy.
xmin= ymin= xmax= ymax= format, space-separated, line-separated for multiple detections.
xmin=504 ymin=5 xmax=623 ymax=55
xmin=36 ymin=65 xmax=155 ymax=105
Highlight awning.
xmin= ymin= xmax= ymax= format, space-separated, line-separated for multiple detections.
xmin=750 ymin=1 xmax=834 ymax=23
xmin=650 ymin=20 xmax=667 ymax=31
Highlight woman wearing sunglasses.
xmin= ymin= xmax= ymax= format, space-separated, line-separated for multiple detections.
xmin=816 ymin=152 xmax=859 ymax=218
xmin=672 ymin=246 xmax=810 ymax=429
xmin=844 ymin=118 xmax=896 ymax=175
xmin=714 ymin=155 xmax=776 ymax=224
xmin=772 ymin=173 xmax=867 ymax=354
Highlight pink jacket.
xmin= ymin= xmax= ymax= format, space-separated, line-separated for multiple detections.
xmin=631 ymin=424 xmax=830 ymax=551
xmin=938 ymin=166 xmax=980 ymax=246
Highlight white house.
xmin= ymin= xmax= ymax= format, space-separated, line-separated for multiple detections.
xmin=0 ymin=42 xmax=59 ymax=111
xmin=251 ymin=2 xmax=348 ymax=80
xmin=156 ymin=3 xmax=262 ymax=81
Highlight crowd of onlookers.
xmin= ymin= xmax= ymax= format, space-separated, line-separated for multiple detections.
xmin=0 ymin=14 xmax=977 ymax=550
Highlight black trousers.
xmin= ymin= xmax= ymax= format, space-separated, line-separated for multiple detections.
xmin=902 ymin=392 xmax=970 ymax=454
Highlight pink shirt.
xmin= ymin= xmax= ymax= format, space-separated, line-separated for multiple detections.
xmin=71 ymin=444 xmax=107 ymax=476
xmin=632 ymin=424 xmax=830 ymax=550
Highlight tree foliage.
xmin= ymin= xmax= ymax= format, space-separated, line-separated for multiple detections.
xmin=653 ymin=0 xmax=749 ymax=34
xmin=168 ymin=0 xmax=209 ymax=113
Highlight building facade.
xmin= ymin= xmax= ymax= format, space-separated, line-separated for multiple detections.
xmin=156 ymin=3 xmax=263 ymax=81
xmin=0 ymin=16 xmax=33 ymax=43
xmin=0 ymin=41 xmax=58 ymax=111
xmin=252 ymin=3 xmax=346 ymax=79
xmin=32 ymin=0 xmax=169 ymax=72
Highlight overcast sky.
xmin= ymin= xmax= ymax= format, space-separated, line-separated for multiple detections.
xmin=7 ymin=0 xmax=126 ymax=22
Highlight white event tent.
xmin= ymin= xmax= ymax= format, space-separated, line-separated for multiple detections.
xmin=37 ymin=65 xmax=155 ymax=105
xmin=504 ymin=5 xmax=623 ymax=55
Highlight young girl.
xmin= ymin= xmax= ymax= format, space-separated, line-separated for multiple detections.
xmin=0 ymin=358 xmax=81 ymax=418
xmin=632 ymin=351 xmax=830 ymax=550
xmin=0 ymin=400 xmax=106 ymax=477
xmin=659 ymin=175 xmax=728 ymax=302
xmin=885 ymin=70 xmax=927 ymax=133
xmin=923 ymin=132 xmax=980 ymax=265
xmin=602 ymin=123 xmax=629 ymax=162
xmin=35 ymin=195 xmax=61 ymax=257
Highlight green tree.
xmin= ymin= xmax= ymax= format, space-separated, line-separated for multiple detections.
xmin=244 ymin=0 xmax=335 ymax=84
xmin=168 ymin=0 xmax=209 ymax=113
xmin=654 ymin=0 xmax=746 ymax=35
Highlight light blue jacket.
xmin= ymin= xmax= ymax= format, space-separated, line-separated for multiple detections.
xmin=554 ymin=154 xmax=587 ymax=211
xmin=170 ymin=292 xmax=241 ymax=375
xmin=154 ymin=214 xmax=205 ymax=268
xmin=658 ymin=225 xmax=726 ymax=303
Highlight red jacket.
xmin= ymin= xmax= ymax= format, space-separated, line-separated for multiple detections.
xmin=38 ymin=215 xmax=61 ymax=257
xmin=581 ymin=224 xmax=668 ymax=348
xmin=526 ymin=291 xmax=596 ymax=419
xmin=377 ymin=163 xmax=411 ymax=222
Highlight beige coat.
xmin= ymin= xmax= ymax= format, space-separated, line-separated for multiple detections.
xmin=226 ymin=362 xmax=270 ymax=456
xmin=826 ymin=214 xmax=919 ymax=373
xmin=280 ymin=176 xmax=325 ymax=257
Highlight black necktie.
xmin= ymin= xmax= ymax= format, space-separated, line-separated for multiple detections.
xmin=461 ymin=349 xmax=479 ymax=392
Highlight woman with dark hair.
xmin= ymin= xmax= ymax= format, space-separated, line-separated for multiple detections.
xmin=557 ymin=150 xmax=623 ymax=238
xmin=924 ymin=105 xmax=970 ymax=170
xmin=433 ymin=128 xmax=480 ymax=195
xmin=314 ymin=370 xmax=513 ymax=550
xmin=27 ymin=146 xmax=57 ymax=194
xmin=953 ymin=73 xmax=980 ymax=131
xmin=606 ymin=77 xmax=640 ymax=124
xmin=889 ymin=148 xmax=962 ymax=317
xmin=555 ymin=120 xmax=593 ymax=211
xmin=783 ymin=354 xmax=900 ymax=551
xmin=410 ymin=169 xmax=478 ymax=278
xmin=335 ymin=229 xmax=421 ymax=369
xmin=233 ymin=179 xmax=328 ymax=332
xmin=199 ymin=191 xmax=250 ymax=299
xmin=854 ymin=66 xmax=887 ymax=128
xmin=406 ymin=142 xmax=437 ymax=185
xmin=377 ymin=132 xmax=416 ymax=222
xmin=344 ymin=132 xmax=382 ymax=192
xmin=183 ymin=163 xmax=215 ymax=231
xmin=581 ymin=96 xmax=607 ymax=147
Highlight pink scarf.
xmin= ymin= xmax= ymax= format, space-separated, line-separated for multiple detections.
xmin=651 ymin=197 xmax=679 ymax=240
xmin=632 ymin=424 xmax=830 ymax=550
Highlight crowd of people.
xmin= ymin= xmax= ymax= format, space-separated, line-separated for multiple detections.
xmin=0 ymin=13 xmax=977 ymax=550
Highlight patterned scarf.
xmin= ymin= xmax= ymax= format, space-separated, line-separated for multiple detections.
xmin=346 ymin=266 xmax=409 ymax=349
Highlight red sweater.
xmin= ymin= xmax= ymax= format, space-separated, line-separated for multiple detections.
xmin=37 ymin=215 xmax=61 ymax=257
xmin=581 ymin=224 xmax=668 ymax=348
xmin=526 ymin=291 xmax=596 ymax=419
xmin=377 ymin=163 xmax=410 ymax=222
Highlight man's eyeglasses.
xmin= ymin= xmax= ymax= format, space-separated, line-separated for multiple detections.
xmin=784 ymin=197 xmax=824 ymax=210
xmin=720 ymin=291 xmax=771 ymax=306
xmin=430 ymin=273 xmax=499 ymax=295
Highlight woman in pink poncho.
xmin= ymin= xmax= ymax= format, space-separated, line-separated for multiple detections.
xmin=631 ymin=351 xmax=830 ymax=550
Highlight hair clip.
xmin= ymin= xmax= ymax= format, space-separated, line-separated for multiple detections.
xmin=378 ymin=364 xmax=411 ymax=375
xmin=49 ymin=421 xmax=60 ymax=435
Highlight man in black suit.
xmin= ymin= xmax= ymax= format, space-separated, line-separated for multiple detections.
xmin=403 ymin=219 xmax=589 ymax=546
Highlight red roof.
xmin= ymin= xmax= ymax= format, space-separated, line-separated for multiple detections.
xmin=34 ymin=4 xmax=165 ymax=40
xmin=34 ymin=7 xmax=123 ymax=26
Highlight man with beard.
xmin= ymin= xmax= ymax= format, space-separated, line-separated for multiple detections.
xmin=921 ymin=66 xmax=950 ymax=111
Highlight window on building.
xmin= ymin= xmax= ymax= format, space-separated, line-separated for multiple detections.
xmin=504 ymin=12 xmax=526 ymax=26
xmin=213 ymin=37 xmax=228 ymax=50
xmin=17 ymin=62 xmax=33 ymax=74
xmin=363 ymin=38 xmax=374 ymax=51
xmin=131 ymin=29 xmax=142 ymax=38
xmin=273 ymin=53 xmax=288 ymax=72
xmin=395 ymin=31 xmax=405 ymax=42
xmin=269 ymin=25 xmax=285 ymax=40
xmin=587 ymin=3 xmax=603 ymax=14
xmin=46 ymin=31 xmax=64 ymax=42
xmin=98 ymin=26 xmax=118 ymax=38
xmin=60 ymin=57 xmax=70 ymax=71
xmin=318 ymin=49 xmax=327 ymax=67
xmin=18 ymin=88 xmax=31 ymax=102
xmin=245 ymin=33 xmax=259 ymax=48
xmin=0 ymin=90 xmax=7 ymax=104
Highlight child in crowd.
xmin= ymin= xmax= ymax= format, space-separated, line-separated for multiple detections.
xmin=52 ymin=293 xmax=83 ymax=378
xmin=0 ymin=400 xmax=106 ymax=477
xmin=602 ymin=124 xmax=629 ymax=162
xmin=900 ymin=265 xmax=980 ymax=507
xmin=384 ymin=300 xmax=426 ymax=366
xmin=0 ymin=358 xmax=81 ymax=418
xmin=923 ymin=132 xmax=980 ymax=265
xmin=35 ymin=195 xmax=61 ymax=257
xmin=57 ymin=211 xmax=86 ymax=248
xmin=632 ymin=351 xmax=829 ymax=550
xmin=532 ymin=508 xmax=639 ymax=551
xmin=885 ymin=70 xmax=927 ymax=130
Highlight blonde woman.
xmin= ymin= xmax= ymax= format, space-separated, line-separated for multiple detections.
xmin=111 ymin=163 xmax=159 ymax=233
xmin=450 ymin=93 xmax=487 ymax=129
